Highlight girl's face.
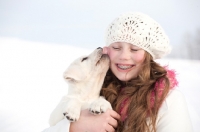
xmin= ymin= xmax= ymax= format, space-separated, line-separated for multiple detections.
xmin=105 ymin=42 xmax=146 ymax=81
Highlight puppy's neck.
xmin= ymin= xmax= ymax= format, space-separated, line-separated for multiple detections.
xmin=68 ymin=72 xmax=106 ymax=99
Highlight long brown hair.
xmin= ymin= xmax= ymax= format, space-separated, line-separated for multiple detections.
xmin=100 ymin=52 xmax=171 ymax=132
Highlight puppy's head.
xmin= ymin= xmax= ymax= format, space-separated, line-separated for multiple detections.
xmin=63 ymin=47 xmax=110 ymax=84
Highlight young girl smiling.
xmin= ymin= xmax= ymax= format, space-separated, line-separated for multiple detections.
xmin=43 ymin=12 xmax=193 ymax=132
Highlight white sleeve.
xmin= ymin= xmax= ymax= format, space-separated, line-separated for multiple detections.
xmin=156 ymin=89 xmax=193 ymax=132
xmin=42 ymin=119 xmax=70 ymax=132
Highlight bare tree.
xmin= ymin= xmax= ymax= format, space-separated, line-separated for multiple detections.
xmin=182 ymin=32 xmax=192 ymax=59
xmin=194 ymin=29 xmax=200 ymax=59
xmin=176 ymin=29 xmax=200 ymax=60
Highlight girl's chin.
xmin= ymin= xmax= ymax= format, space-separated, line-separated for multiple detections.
xmin=115 ymin=71 xmax=138 ymax=81
xmin=111 ymin=66 xmax=137 ymax=81
xmin=116 ymin=75 xmax=132 ymax=82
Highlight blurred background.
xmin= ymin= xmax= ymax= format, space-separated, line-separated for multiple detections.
xmin=0 ymin=0 xmax=200 ymax=59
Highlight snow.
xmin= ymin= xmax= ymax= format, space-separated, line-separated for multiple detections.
xmin=0 ymin=37 xmax=199 ymax=132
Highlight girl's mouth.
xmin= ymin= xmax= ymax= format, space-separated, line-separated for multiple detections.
xmin=117 ymin=64 xmax=134 ymax=70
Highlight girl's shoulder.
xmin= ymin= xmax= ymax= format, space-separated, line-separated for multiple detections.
xmin=159 ymin=89 xmax=187 ymax=114
xmin=166 ymin=89 xmax=185 ymax=104
xmin=156 ymin=89 xmax=193 ymax=131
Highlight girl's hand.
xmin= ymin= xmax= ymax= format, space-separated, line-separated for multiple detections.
xmin=70 ymin=109 xmax=120 ymax=132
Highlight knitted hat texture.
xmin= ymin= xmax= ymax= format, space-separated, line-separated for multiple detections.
xmin=106 ymin=12 xmax=171 ymax=59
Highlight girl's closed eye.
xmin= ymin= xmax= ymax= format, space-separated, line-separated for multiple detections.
xmin=131 ymin=48 xmax=139 ymax=52
xmin=112 ymin=46 xmax=121 ymax=50
xmin=131 ymin=46 xmax=142 ymax=52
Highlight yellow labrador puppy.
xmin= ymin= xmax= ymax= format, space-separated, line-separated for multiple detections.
xmin=49 ymin=47 xmax=112 ymax=126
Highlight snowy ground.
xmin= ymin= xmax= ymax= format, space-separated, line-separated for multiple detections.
xmin=0 ymin=37 xmax=200 ymax=132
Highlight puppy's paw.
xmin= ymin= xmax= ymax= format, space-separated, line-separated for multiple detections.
xmin=89 ymin=96 xmax=112 ymax=115
xmin=63 ymin=102 xmax=81 ymax=122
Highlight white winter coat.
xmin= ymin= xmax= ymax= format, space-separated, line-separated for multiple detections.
xmin=42 ymin=89 xmax=193 ymax=132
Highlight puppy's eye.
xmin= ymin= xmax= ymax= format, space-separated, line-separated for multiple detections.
xmin=81 ymin=57 xmax=88 ymax=62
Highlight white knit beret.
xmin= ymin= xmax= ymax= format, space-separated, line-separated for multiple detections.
xmin=106 ymin=12 xmax=171 ymax=59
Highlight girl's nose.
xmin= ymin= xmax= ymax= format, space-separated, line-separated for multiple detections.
xmin=119 ymin=49 xmax=131 ymax=60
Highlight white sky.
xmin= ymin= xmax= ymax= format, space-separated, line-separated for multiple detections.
xmin=0 ymin=0 xmax=200 ymax=49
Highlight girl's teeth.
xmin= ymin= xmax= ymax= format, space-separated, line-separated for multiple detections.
xmin=117 ymin=64 xmax=133 ymax=70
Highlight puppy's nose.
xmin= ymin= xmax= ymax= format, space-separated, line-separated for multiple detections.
xmin=97 ymin=47 xmax=102 ymax=49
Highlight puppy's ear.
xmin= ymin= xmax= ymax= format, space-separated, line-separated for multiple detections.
xmin=63 ymin=71 xmax=77 ymax=83
xmin=63 ymin=57 xmax=88 ymax=82
xmin=64 ymin=76 xmax=76 ymax=82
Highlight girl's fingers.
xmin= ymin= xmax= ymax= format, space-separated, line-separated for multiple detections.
xmin=106 ymin=109 xmax=121 ymax=129
xmin=105 ymin=124 xmax=116 ymax=132
xmin=108 ymin=118 xmax=118 ymax=129
xmin=109 ymin=109 xmax=121 ymax=120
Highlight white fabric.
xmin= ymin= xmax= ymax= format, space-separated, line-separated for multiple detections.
xmin=42 ymin=89 xmax=193 ymax=132
xmin=106 ymin=12 xmax=171 ymax=59
xmin=42 ymin=119 xmax=70 ymax=132
xmin=156 ymin=89 xmax=193 ymax=132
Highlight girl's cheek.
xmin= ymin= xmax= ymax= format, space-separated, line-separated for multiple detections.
xmin=134 ymin=52 xmax=145 ymax=62
xmin=107 ymin=47 xmax=112 ymax=57
xmin=102 ymin=47 xmax=109 ymax=54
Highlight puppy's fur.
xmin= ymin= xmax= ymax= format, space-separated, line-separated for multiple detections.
xmin=49 ymin=48 xmax=112 ymax=126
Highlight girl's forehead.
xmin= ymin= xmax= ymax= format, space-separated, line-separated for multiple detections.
xmin=110 ymin=42 xmax=141 ymax=48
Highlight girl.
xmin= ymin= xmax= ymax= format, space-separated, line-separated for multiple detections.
xmin=43 ymin=12 xmax=193 ymax=132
